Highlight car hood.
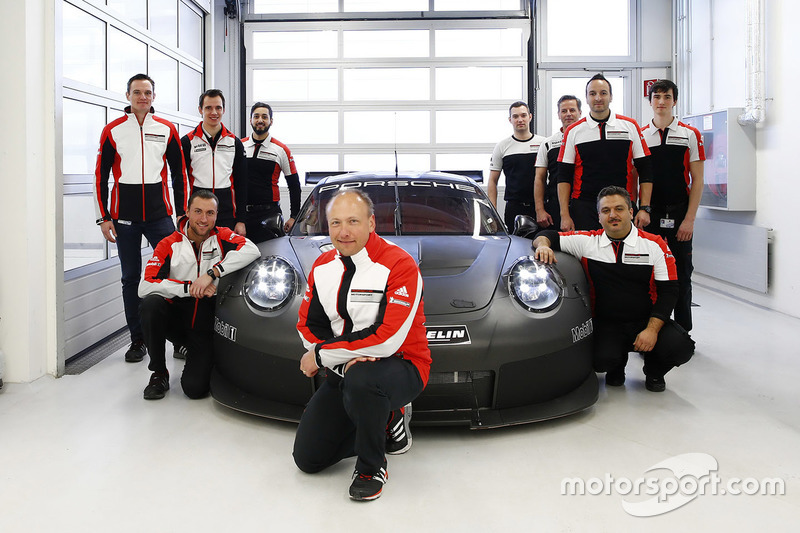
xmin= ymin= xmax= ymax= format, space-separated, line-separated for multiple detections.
xmin=289 ymin=235 xmax=511 ymax=315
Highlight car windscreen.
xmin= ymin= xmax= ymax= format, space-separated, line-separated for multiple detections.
xmin=292 ymin=180 xmax=506 ymax=237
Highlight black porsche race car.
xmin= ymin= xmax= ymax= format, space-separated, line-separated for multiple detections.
xmin=211 ymin=172 xmax=597 ymax=428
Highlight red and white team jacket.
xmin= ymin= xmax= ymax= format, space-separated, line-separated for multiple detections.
xmin=138 ymin=221 xmax=259 ymax=300
xmin=182 ymin=123 xmax=247 ymax=222
xmin=94 ymin=106 xmax=189 ymax=222
xmin=297 ymin=232 xmax=432 ymax=385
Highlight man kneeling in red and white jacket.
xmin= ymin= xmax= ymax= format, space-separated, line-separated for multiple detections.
xmin=138 ymin=189 xmax=259 ymax=400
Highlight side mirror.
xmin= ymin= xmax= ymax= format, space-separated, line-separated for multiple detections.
xmin=513 ymin=215 xmax=539 ymax=239
xmin=261 ymin=212 xmax=286 ymax=239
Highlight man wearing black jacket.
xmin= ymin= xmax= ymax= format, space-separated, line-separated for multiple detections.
xmin=532 ymin=186 xmax=694 ymax=392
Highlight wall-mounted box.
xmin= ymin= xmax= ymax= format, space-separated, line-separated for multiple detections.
xmin=682 ymin=108 xmax=756 ymax=211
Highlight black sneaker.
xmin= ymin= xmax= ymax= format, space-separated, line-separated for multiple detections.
xmin=605 ymin=366 xmax=626 ymax=387
xmin=125 ymin=340 xmax=147 ymax=363
xmin=386 ymin=404 xmax=412 ymax=455
xmin=645 ymin=375 xmax=666 ymax=392
xmin=173 ymin=344 xmax=188 ymax=360
xmin=349 ymin=460 xmax=387 ymax=501
xmin=143 ymin=372 xmax=170 ymax=400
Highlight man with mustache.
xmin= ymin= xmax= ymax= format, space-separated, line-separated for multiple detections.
xmin=532 ymin=186 xmax=694 ymax=392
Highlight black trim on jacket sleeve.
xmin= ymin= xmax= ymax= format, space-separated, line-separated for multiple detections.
xmin=633 ymin=155 xmax=654 ymax=183
xmin=286 ymin=173 xmax=301 ymax=218
xmin=557 ymin=161 xmax=576 ymax=184
xmin=652 ymin=279 xmax=679 ymax=321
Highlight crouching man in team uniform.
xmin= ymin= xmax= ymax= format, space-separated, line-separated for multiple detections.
xmin=294 ymin=189 xmax=431 ymax=501
xmin=138 ymin=190 xmax=259 ymax=400
xmin=532 ymin=186 xmax=694 ymax=392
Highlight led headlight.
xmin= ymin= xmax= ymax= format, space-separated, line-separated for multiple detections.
xmin=243 ymin=256 xmax=297 ymax=311
xmin=507 ymin=256 xmax=564 ymax=313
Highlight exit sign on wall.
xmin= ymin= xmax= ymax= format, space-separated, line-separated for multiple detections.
xmin=644 ymin=79 xmax=657 ymax=97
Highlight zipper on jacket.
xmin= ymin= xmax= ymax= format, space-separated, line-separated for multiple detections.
xmin=140 ymin=123 xmax=146 ymax=221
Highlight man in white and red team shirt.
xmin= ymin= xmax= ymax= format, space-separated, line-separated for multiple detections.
xmin=182 ymin=89 xmax=247 ymax=235
xmin=138 ymin=190 xmax=259 ymax=401
xmin=534 ymin=94 xmax=583 ymax=231
xmin=293 ymin=189 xmax=431 ymax=502
xmin=242 ymin=102 xmax=302 ymax=243
xmin=94 ymin=73 xmax=189 ymax=364
xmin=488 ymin=101 xmax=546 ymax=232
xmin=532 ymin=186 xmax=694 ymax=393
xmin=557 ymin=73 xmax=653 ymax=231
xmin=635 ymin=79 xmax=705 ymax=332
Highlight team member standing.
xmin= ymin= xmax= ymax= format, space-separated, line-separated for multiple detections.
xmin=636 ymin=79 xmax=705 ymax=331
xmin=94 ymin=73 xmax=189 ymax=363
xmin=488 ymin=101 xmax=546 ymax=232
xmin=532 ymin=186 xmax=694 ymax=392
xmin=294 ymin=189 xmax=431 ymax=501
xmin=534 ymin=95 xmax=583 ymax=230
xmin=558 ymin=74 xmax=653 ymax=231
xmin=242 ymin=102 xmax=302 ymax=242
xmin=138 ymin=190 xmax=259 ymax=400
xmin=182 ymin=89 xmax=247 ymax=235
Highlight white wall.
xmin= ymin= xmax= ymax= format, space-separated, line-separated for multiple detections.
xmin=686 ymin=0 xmax=800 ymax=318
xmin=0 ymin=0 xmax=62 ymax=382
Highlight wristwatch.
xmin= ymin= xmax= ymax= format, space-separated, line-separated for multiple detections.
xmin=639 ymin=205 xmax=652 ymax=214
xmin=206 ymin=268 xmax=217 ymax=280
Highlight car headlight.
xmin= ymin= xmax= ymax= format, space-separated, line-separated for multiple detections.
xmin=507 ymin=256 xmax=564 ymax=313
xmin=243 ymin=256 xmax=298 ymax=311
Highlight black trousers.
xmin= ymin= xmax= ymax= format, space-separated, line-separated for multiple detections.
xmin=645 ymin=205 xmax=694 ymax=331
xmin=140 ymin=294 xmax=215 ymax=399
xmin=593 ymin=318 xmax=695 ymax=378
xmin=293 ymin=356 xmax=423 ymax=476
xmin=503 ymin=200 xmax=536 ymax=233
xmin=569 ymin=198 xmax=602 ymax=231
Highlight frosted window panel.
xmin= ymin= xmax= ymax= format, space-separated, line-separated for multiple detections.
xmin=64 ymin=194 xmax=110 ymax=270
xmin=179 ymin=1 xmax=203 ymax=60
xmin=435 ymin=29 xmax=523 ymax=57
xmin=344 ymin=153 xmax=430 ymax=172
xmin=149 ymin=50 xmax=179 ymax=111
xmin=108 ymin=29 xmax=147 ymax=97
xmin=436 ymin=67 xmax=523 ymax=101
xmin=550 ymin=76 xmax=626 ymax=128
xmin=294 ymin=154 xmax=341 ymax=181
xmin=179 ymin=123 xmax=195 ymax=136
xmin=435 ymin=153 xmax=491 ymax=175
xmin=344 ymin=69 xmax=429 ymax=101
xmin=149 ymin=0 xmax=178 ymax=48
xmin=62 ymin=4 xmax=105 ymax=89
xmin=435 ymin=0 xmax=522 ymax=10
xmin=253 ymin=0 xmax=338 ymax=13
xmin=108 ymin=0 xmax=147 ymax=28
xmin=344 ymin=111 xmax=430 ymax=144
xmin=253 ymin=69 xmax=338 ymax=101
xmin=343 ymin=30 xmax=429 ymax=58
xmin=63 ymin=99 xmax=107 ymax=175
xmin=344 ymin=1 xmax=428 ymax=12
xmin=179 ymin=64 xmax=203 ymax=114
xmin=252 ymin=31 xmax=337 ymax=59
xmin=547 ymin=0 xmax=629 ymax=56
xmin=275 ymin=112 xmax=339 ymax=144
xmin=436 ymin=110 xmax=509 ymax=144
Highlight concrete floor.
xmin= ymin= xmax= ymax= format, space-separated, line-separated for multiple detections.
xmin=1 ymin=285 xmax=798 ymax=532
